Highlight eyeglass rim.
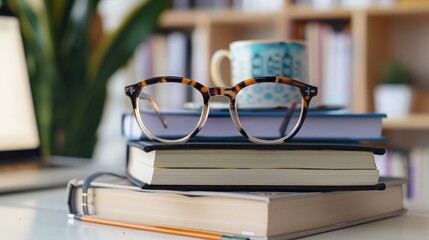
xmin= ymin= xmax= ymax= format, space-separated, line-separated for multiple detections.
xmin=125 ymin=76 xmax=318 ymax=144
xmin=229 ymin=97 xmax=306 ymax=144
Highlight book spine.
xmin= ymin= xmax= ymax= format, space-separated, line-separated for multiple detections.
xmin=66 ymin=179 xmax=79 ymax=216
xmin=121 ymin=111 xmax=385 ymax=142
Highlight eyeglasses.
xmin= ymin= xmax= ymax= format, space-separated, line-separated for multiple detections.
xmin=125 ymin=76 xmax=317 ymax=144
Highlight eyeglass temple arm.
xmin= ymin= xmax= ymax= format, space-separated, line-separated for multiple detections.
xmin=278 ymin=101 xmax=298 ymax=137
xmin=139 ymin=92 xmax=168 ymax=129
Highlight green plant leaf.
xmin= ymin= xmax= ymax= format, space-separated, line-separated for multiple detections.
xmin=88 ymin=0 xmax=170 ymax=85
xmin=7 ymin=0 xmax=40 ymax=46
xmin=65 ymin=0 xmax=169 ymax=157
xmin=66 ymin=0 xmax=170 ymax=151
xmin=60 ymin=0 xmax=100 ymax=56
xmin=9 ymin=0 xmax=169 ymax=158
xmin=381 ymin=59 xmax=413 ymax=85
xmin=57 ymin=0 xmax=101 ymax=106
xmin=43 ymin=0 xmax=73 ymax=44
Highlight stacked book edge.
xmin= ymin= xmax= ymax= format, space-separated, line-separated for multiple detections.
xmin=67 ymin=176 xmax=405 ymax=239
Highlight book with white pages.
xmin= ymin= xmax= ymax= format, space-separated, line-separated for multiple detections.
xmin=125 ymin=141 xmax=385 ymax=190
xmin=67 ymin=175 xmax=405 ymax=240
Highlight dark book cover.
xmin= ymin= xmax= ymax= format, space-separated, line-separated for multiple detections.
xmin=128 ymin=140 xmax=386 ymax=155
xmin=126 ymin=172 xmax=387 ymax=192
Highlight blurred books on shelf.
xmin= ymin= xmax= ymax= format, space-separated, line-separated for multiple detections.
xmin=122 ymin=110 xmax=387 ymax=142
xmin=375 ymin=150 xmax=408 ymax=179
xmin=375 ymin=147 xmax=429 ymax=200
xmin=67 ymin=176 xmax=405 ymax=239
xmin=126 ymin=141 xmax=383 ymax=188
xmin=304 ymin=22 xmax=353 ymax=108
xmin=232 ymin=0 xmax=285 ymax=12
xmin=172 ymin=0 xmax=231 ymax=10
xmin=408 ymin=147 xmax=429 ymax=200
xmin=133 ymin=32 xmax=193 ymax=109
xmin=171 ymin=0 xmax=285 ymax=12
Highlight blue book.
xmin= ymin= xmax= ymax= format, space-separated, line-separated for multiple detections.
xmin=121 ymin=109 xmax=387 ymax=142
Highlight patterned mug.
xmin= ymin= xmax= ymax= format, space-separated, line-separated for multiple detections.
xmin=210 ymin=40 xmax=309 ymax=107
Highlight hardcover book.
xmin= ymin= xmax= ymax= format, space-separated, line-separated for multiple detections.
xmin=126 ymin=141 xmax=384 ymax=189
xmin=67 ymin=176 xmax=405 ymax=239
xmin=128 ymin=140 xmax=384 ymax=169
xmin=122 ymin=110 xmax=387 ymax=142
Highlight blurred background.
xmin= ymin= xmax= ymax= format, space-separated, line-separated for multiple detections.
xmin=1 ymin=0 xmax=428 ymax=200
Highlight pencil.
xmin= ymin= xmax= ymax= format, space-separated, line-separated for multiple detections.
xmin=77 ymin=215 xmax=249 ymax=240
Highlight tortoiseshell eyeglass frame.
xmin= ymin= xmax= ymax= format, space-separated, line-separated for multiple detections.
xmin=125 ymin=76 xmax=318 ymax=144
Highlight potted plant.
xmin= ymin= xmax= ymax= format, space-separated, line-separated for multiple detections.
xmin=7 ymin=0 xmax=170 ymax=159
xmin=374 ymin=59 xmax=413 ymax=119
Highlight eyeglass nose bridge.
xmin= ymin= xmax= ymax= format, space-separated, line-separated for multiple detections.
xmin=208 ymin=87 xmax=237 ymax=99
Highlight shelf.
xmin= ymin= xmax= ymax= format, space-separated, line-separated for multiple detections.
xmin=159 ymin=3 xmax=429 ymax=28
xmin=286 ymin=7 xmax=352 ymax=20
xmin=160 ymin=8 xmax=352 ymax=28
xmin=159 ymin=10 xmax=200 ymax=28
xmin=286 ymin=4 xmax=429 ymax=20
xmin=383 ymin=114 xmax=429 ymax=130
xmin=160 ymin=10 xmax=280 ymax=28
xmin=366 ymin=3 xmax=429 ymax=16
xmin=207 ymin=10 xmax=282 ymax=24
xmin=158 ymin=4 xmax=429 ymax=135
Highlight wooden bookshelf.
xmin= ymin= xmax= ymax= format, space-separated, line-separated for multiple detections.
xmin=145 ymin=0 xmax=429 ymax=200
xmin=383 ymin=114 xmax=429 ymax=130
xmin=160 ymin=10 xmax=201 ymax=28
xmin=366 ymin=3 xmax=429 ymax=16
xmin=160 ymin=10 xmax=282 ymax=28
xmin=157 ymin=2 xmax=429 ymax=136
xmin=286 ymin=7 xmax=352 ymax=20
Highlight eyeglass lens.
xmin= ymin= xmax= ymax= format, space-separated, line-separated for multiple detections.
xmin=235 ymin=83 xmax=303 ymax=140
xmin=137 ymin=82 xmax=204 ymax=141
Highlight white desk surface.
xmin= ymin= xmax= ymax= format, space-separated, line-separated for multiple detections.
xmin=0 ymin=188 xmax=428 ymax=240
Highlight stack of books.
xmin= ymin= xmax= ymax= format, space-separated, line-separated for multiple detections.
xmin=67 ymin=109 xmax=406 ymax=239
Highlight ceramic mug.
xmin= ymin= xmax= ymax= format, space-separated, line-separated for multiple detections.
xmin=210 ymin=40 xmax=309 ymax=107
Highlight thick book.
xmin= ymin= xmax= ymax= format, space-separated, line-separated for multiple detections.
xmin=121 ymin=110 xmax=387 ymax=142
xmin=126 ymin=141 xmax=384 ymax=189
xmin=128 ymin=141 xmax=383 ymax=169
xmin=67 ymin=176 xmax=405 ymax=239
